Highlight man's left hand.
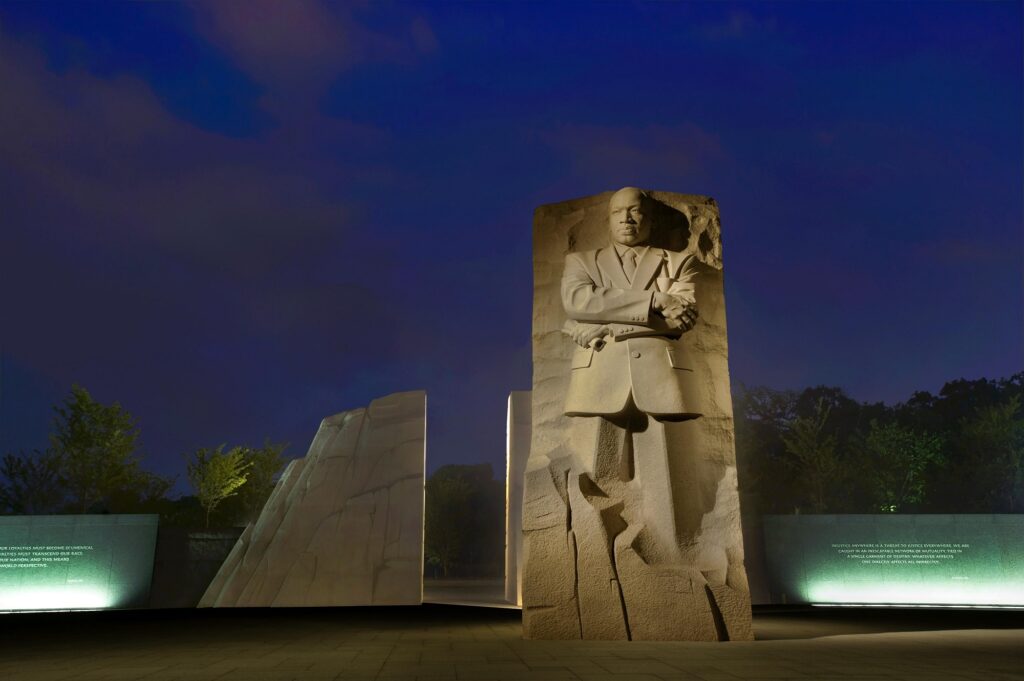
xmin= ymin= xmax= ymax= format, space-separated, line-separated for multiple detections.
xmin=661 ymin=297 xmax=698 ymax=331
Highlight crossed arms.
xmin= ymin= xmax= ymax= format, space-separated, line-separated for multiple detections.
xmin=561 ymin=250 xmax=699 ymax=348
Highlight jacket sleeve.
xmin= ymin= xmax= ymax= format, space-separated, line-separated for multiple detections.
xmin=665 ymin=253 xmax=699 ymax=304
xmin=561 ymin=251 xmax=653 ymax=324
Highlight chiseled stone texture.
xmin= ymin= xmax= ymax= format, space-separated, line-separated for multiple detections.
xmin=522 ymin=190 xmax=753 ymax=640
xmin=505 ymin=390 xmax=532 ymax=606
xmin=199 ymin=390 xmax=426 ymax=607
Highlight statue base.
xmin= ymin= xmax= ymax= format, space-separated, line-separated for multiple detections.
xmin=522 ymin=415 xmax=753 ymax=640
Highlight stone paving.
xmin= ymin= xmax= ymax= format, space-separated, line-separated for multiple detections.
xmin=0 ymin=606 xmax=1020 ymax=681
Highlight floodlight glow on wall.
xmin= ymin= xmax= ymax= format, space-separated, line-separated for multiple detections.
xmin=804 ymin=579 xmax=1024 ymax=607
xmin=0 ymin=586 xmax=113 ymax=612
xmin=763 ymin=514 xmax=1024 ymax=608
xmin=0 ymin=515 xmax=158 ymax=612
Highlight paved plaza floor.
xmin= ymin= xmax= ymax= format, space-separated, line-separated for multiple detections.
xmin=0 ymin=605 xmax=1020 ymax=681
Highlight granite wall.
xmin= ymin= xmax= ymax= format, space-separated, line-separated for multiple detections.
xmin=199 ymin=391 xmax=426 ymax=607
xmin=505 ymin=390 xmax=532 ymax=606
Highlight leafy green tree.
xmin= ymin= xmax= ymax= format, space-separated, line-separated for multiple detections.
xmin=861 ymin=420 xmax=944 ymax=512
xmin=186 ymin=445 xmax=252 ymax=528
xmin=106 ymin=470 xmax=176 ymax=515
xmin=735 ymin=374 xmax=1023 ymax=515
xmin=781 ymin=398 xmax=841 ymax=513
xmin=424 ymin=475 xmax=474 ymax=577
xmin=424 ymin=464 xmax=505 ymax=578
xmin=733 ymin=385 xmax=798 ymax=515
xmin=234 ymin=441 xmax=288 ymax=523
xmin=49 ymin=385 xmax=162 ymax=512
xmin=913 ymin=374 xmax=1023 ymax=512
xmin=0 ymin=449 xmax=64 ymax=514
xmin=952 ymin=396 xmax=1024 ymax=513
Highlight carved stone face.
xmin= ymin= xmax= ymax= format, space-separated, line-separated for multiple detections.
xmin=608 ymin=188 xmax=651 ymax=247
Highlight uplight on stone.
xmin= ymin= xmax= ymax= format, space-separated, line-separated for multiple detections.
xmin=522 ymin=188 xmax=753 ymax=641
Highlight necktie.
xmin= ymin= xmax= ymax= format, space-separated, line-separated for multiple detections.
xmin=623 ymin=248 xmax=637 ymax=281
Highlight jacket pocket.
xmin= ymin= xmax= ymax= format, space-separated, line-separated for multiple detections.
xmin=666 ymin=347 xmax=692 ymax=371
xmin=571 ymin=347 xmax=594 ymax=369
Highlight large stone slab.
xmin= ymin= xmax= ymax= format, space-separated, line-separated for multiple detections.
xmin=522 ymin=189 xmax=752 ymax=640
xmin=505 ymin=390 xmax=532 ymax=606
xmin=199 ymin=390 xmax=426 ymax=607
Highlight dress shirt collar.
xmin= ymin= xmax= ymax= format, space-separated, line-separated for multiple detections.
xmin=613 ymin=242 xmax=649 ymax=261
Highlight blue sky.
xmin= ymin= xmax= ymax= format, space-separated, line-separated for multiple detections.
xmin=0 ymin=1 xmax=1020 ymax=487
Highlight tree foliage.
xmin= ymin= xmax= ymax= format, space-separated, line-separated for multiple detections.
xmin=234 ymin=441 xmax=288 ymax=523
xmin=0 ymin=385 xmax=289 ymax=524
xmin=425 ymin=476 xmax=474 ymax=577
xmin=862 ymin=420 xmax=944 ymax=512
xmin=0 ymin=450 xmax=64 ymax=514
xmin=48 ymin=385 xmax=170 ymax=512
xmin=424 ymin=464 xmax=504 ymax=578
xmin=950 ymin=395 xmax=1024 ymax=513
xmin=186 ymin=445 xmax=252 ymax=527
xmin=781 ymin=399 xmax=840 ymax=513
xmin=735 ymin=372 xmax=1024 ymax=515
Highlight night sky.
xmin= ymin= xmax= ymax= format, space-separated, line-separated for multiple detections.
xmin=1 ymin=2 xmax=1020 ymax=490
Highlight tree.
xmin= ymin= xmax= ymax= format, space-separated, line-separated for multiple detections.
xmin=235 ymin=441 xmax=288 ymax=523
xmin=186 ymin=445 xmax=252 ymax=528
xmin=735 ymin=374 xmax=1023 ymax=515
xmin=0 ymin=449 xmax=64 ymax=514
xmin=106 ymin=469 xmax=176 ymax=515
xmin=733 ymin=385 xmax=798 ymax=514
xmin=424 ymin=464 xmax=505 ymax=578
xmin=861 ymin=420 xmax=944 ymax=512
xmin=781 ymin=398 xmax=841 ymax=513
xmin=49 ymin=385 xmax=158 ymax=512
xmin=953 ymin=396 xmax=1024 ymax=513
xmin=424 ymin=475 xmax=474 ymax=577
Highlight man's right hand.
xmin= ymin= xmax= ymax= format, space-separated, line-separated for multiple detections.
xmin=569 ymin=323 xmax=610 ymax=349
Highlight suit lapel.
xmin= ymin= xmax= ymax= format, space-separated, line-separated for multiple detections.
xmin=631 ymin=248 xmax=665 ymax=291
xmin=597 ymin=247 xmax=631 ymax=290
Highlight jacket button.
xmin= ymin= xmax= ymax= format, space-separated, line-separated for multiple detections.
xmin=631 ymin=351 xmax=641 ymax=359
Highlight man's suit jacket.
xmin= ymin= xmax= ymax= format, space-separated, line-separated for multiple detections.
xmin=561 ymin=245 xmax=700 ymax=420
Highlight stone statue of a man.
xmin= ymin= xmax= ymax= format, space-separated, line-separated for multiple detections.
xmin=562 ymin=186 xmax=702 ymax=420
xmin=522 ymin=187 xmax=753 ymax=642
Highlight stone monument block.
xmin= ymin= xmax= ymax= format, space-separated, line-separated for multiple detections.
xmin=199 ymin=390 xmax=426 ymax=607
xmin=521 ymin=188 xmax=752 ymax=640
xmin=505 ymin=390 xmax=532 ymax=606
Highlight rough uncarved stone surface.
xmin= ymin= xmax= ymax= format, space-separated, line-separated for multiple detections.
xmin=505 ymin=390 xmax=532 ymax=606
xmin=522 ymin=190 xmax=753 ymax=640
xmin=199 ymin=390 xmax=426 ymax=607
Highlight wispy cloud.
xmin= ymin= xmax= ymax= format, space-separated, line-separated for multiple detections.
xmin=698 ymin=9 xmax=777 ymax=42
xmin=190 ymin=0 xmax=437 ymax=109
xmin=914 ymin=237 xmax=1020 ymax=266
xmin=538 ymin=122 xmax=728 ymax=192
xmin=0 ymin=23 xmax=403 ymax=414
